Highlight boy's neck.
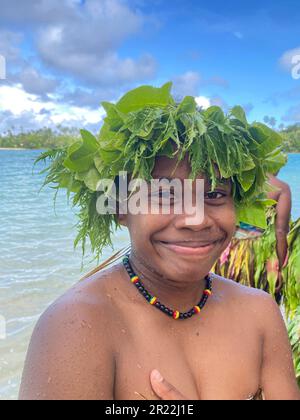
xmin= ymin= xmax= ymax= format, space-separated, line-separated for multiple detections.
xmin=127 ymin=252 xmax=208 ymax=313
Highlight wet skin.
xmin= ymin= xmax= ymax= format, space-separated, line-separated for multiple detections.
xmin=19 ymin=156 xmax=300 ymax=400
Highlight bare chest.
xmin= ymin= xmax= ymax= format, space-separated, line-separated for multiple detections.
xmin=112 ymin=310 xmax=262 ymax=400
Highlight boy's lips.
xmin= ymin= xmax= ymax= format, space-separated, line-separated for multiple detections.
xmin=157 ymin=239 xmax=221 ymax=256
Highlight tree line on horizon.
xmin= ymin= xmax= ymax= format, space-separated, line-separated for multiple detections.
xmin=0 ymin=123 xmax=300 ymax=153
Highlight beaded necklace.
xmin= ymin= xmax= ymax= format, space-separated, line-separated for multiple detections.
xmin=123 ymin=255 xmax=213 ymax=320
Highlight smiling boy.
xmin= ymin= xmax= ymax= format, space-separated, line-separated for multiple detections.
xmin=19 ymin=84 xmax=300 ymax=400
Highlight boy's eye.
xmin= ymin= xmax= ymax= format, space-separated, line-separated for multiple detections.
xmin=160 ymin=190 xmax=175 ymax=199
xmin=151 ymin=190 xmax=175 ymax=199
xmin=205 ymin=191 xmax=226 ymax=200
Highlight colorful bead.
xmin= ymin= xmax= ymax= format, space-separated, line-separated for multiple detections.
xmin=204 ymin=289 xmax=212 ymax=296
xmin=131 ymin=276 xmax=139 ymax=284
xmin=173 ymin=311 xmax=180 ymax=320
xmin=194 ymin=306 xmax=201 ymax=314
xmin=150 ymin=297 xmax=158 ymax=305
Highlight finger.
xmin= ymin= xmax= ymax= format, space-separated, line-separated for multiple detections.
xmin=275 ymin=273 xmax=283 ymax=293
xmin=150 ymin=370 xmax=188 ymax=400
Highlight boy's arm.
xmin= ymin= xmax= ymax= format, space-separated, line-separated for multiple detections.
xmin=19 ymin=296 xmax=115 ymax=400
xmin=260 ymin=294 xmax=300 ymax=400
xmin=274 ymin=183 xmax=291 ymax=270
xmin=268 ymin=176 xmax=291 ymax=270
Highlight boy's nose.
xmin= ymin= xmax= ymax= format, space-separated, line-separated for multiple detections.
xmin=173 ymin=207 xmax=215 ymax=231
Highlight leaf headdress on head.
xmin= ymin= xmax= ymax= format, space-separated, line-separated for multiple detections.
xmin=36 ymin=82 xmax=287 ymax=260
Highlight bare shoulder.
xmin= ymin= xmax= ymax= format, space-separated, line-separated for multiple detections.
xmin=19 ymin=264 xmax=124 ymax=400
xmin=268 ymin=175 xmax=291 ymax=196
xmin=37 ymin=263 xmax=123 ymax=336
xmin=212 ymin=274 xmax=283 ymax=327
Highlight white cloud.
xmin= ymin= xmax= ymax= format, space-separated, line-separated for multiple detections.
xmin=0 ymin=0 xmax=157 ymax=89
xmin=195 ymin=96 xmax=211 ymax=109
xmin=11 ymin=67 xmax=59 ymax=96
xmin=279 ymin=47 xmax=300 ymax=71
xmin=0 ymin=85 xmax=45 ymax=114
xmin=35 ymin=0 xmax=157 ymax=86
xmin=0 ymin=84 xmax=105 ymax=131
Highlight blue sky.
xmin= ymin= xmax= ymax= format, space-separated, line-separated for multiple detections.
xmin=0 ymin=0 xmax=299 ymax=132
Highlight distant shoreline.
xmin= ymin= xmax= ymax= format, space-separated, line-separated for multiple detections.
xmin=0 ymin=147 xmax=31 ymax=151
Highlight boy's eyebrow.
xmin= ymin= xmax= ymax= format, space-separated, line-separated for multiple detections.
xmin=152 ymin=176 xmax=231 ymax=186
xmin=207 ymin=178 xmax=232 ymax=190
xmin=214 ymin=178 xmax=231 ymax=186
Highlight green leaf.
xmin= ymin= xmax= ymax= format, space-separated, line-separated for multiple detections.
xmin=177 ymin=96 xmax=197 ymax=114
xmin=59 ymin=173 xmax=82 ymax=193
xmin=82 ymin=167 xmax=102 ymax=191
xmin=230 ymin=106 xmax=248 ymax=126
xmin=237 ymin=168 xmax=256 ymax=192
xmin=194 ymin=113 xmax=207 ymax=136
xmin=99 ymin=123 xmax=127 ymax=150
xmin=123 ymin=108 xmax=161 ymax=139
xmin=116 ymin=82 xmax=173 ymax=114
xmin=237 ymin=201 xmax=268 ymax=230
xmin=94 ymin=156 xmax=105 ymax=174
xmin=264 ymin=150 xmax=287 ymax=175
xmin=63 ymin=130 xmax=99 ymax=172
xmin=250 ymin=123 xmax=282 ymax=154
xmin=203 ymin=106 xmax=225 ymax=125
xmin=101 ymin=102 xmax=125 ymax=130
xmin=80 ymin=129 xmax=99 ymax=151
xmin=98 ymin=149 xmax=121 ymax=165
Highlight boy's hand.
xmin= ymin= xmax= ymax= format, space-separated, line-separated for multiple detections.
xmin=150 ymin=370 xmax=189 ymax=400
xmin=275 ymin=271 xmax=284 ymax=294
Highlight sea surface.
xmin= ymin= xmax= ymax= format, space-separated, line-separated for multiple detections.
xmin=0 ymin=150 xmax=299 ymax=400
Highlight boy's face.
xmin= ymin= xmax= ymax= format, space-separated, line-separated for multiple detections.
xmin=120 ymin=154 xmax=236 ymax=282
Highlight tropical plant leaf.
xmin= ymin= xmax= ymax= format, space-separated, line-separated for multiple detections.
xmin=115 ymin=82 xmax=173 ymax=114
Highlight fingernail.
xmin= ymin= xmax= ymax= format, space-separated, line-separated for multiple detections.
xmin=152 ymin=369 xmax=163 ymax=382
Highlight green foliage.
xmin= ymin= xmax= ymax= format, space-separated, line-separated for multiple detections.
xmin=283 ymin=218 xmax=300 ymax=316
xmin=36 ymin=83 xmax=287 ymax=259
xmin=281 ymin=125 xmax=300 ymax=153
xmin=287 ymin=307 xmax=300 ymax=387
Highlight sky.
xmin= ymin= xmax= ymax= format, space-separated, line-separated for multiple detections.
xmin=0 ymin=0 xmax=300 ymax=133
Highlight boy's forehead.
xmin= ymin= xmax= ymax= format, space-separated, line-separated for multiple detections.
xmin=152 ymin=155 xmax=230 ymax=186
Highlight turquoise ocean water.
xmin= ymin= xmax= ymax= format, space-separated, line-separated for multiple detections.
xmin=0 ymin=150 xmax=299 ymax=400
